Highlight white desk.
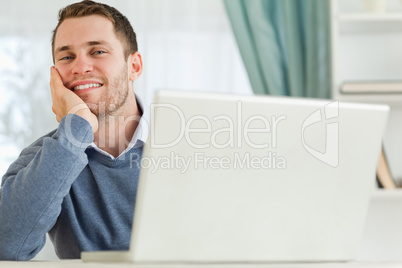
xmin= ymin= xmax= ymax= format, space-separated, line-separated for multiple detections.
xmin=9 ymin=191 xmax=402 ymax=267
xmin=1 ymin=261 xmax=402 ymax=268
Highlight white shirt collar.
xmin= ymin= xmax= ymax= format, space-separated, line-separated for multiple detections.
xmin=89 ymin=94 xmax=149 ymax=160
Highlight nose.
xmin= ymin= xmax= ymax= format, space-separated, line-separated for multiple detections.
xmin=71 ymin=55 xmax=94 ymax=75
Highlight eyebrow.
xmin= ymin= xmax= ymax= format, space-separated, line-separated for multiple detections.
xmin=55 ymin=40 xmax=113 ymax=54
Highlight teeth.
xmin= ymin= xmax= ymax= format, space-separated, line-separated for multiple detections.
xmin=73 ymin=83 xmax=102 ymax=91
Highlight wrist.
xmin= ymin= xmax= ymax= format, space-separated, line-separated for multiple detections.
xmin=56 ymin=114 xmax=95 ymax=150
xmin=72 ymin=109 xmax=98 ymax=133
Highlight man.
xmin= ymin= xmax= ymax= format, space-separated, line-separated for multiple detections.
xmin=0 ymin=0 xmax=146 ymax=260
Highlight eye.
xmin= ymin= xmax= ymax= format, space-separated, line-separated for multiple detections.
xmin=93 ymin=50 xmax=106 ymax=55
xmin=59 ymin=56 xmax=73 ymax=61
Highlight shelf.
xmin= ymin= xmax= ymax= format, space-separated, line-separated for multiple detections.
xmin=340 ymin=81 xmax=402 ymax=94
xmin=338 ymin=20 xmax=402 ymax=33
xmin=334 ymin=92 xmax=402 ymax=107
xmin=333 ymin=3 xmax=402 ymax=105
xmin=338 ymin=13 xmax=402 ymax=21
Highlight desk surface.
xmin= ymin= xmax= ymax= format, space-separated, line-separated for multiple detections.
xmin=1 ymin=260 xmax=402 ymax=268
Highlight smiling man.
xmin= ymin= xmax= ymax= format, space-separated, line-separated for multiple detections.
xmin=0 ymin=0 xmax=147 ymax=260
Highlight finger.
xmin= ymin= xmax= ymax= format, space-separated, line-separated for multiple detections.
xmin=50 ymin=66 xmax=68 ymax=94
xmin=50 ymin=67 xmax=57 ymax=95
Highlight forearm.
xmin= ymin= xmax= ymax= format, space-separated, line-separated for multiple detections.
xmin=0 ymin=114 xmax=93 ymax=260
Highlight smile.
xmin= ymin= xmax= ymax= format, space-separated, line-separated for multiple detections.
xmin=73 ymin=83 xmax=103 ymax=91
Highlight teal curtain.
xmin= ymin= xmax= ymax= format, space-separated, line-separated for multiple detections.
xmin=223 ymin=0 xmax=331 ymax=98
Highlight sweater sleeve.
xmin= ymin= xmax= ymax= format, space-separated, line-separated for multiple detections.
xmin=0 ymin=114 xmax=94 ymax=260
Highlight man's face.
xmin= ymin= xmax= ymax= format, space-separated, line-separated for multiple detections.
xmin=54 ymin=15 xmax=130 ymax=116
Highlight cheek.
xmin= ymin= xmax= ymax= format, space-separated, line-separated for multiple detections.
xmin=54 ymin=65 xmax=70 ymax=84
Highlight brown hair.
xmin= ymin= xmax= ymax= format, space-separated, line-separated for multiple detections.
xmin=51 ymin=0 xmax=138 ymax=62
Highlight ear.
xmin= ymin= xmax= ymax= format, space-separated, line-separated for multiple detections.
xmin=128 ymin=52 xmax=143 ymax=81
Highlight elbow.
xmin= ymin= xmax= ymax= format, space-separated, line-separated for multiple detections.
xmin=0 ymin=247 xmax=33 ymax=261
xmin=0 ymin=226 xmax=46 ymax=261
xmin=0 ymin=241 xmax=39 ymax=261
xmin=0 ymin=239 xmax=19 ymax=260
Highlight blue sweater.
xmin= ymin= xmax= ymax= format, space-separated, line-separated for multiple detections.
xmin=0 ymin=114 xmax=143 ymax=260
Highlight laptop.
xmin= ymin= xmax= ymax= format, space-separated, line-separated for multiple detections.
xmin=82 ymin=90 xmax=389 ymax=263
xmin=358 ymin=189 xmax=402 ymax=261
